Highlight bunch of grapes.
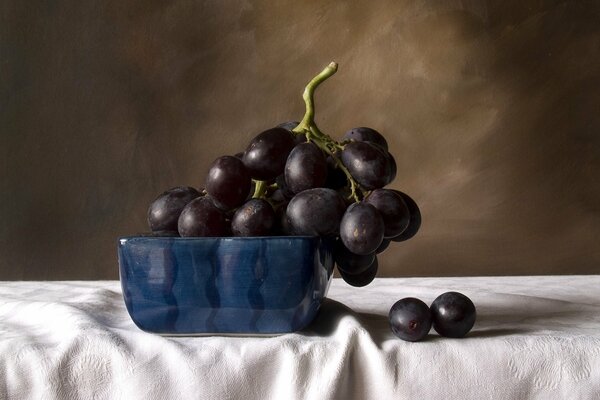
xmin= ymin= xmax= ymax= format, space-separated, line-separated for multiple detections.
xmin=146 ymin=62 xmax=421 ymax=287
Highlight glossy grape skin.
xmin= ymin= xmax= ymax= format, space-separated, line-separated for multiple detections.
xmin=177 ymin=197 xmax=228 ymax=237
xmin=231 ymin=199 xmax=276 ymax=236
xmin=285 ymin=142 xmax=328 ymax=194
xmin=390 ymin=191 xmax=421 ymax=242
xmin=341 ymin=141 xmax=392 ymax=190
xmin=364 ymin=189 xmax=410 ymax=238
xmin=286 ymin=188 xmax=346 ymax=236
xmin=334 ymin=240 xmax=375 ymax=275
xmin=343 ymin=127 xmax=388 ymax=150
xmin=340 ymin=202 xmax=385 ymax=255
xmin=430 ymin=292 xmax=476 ymax=338
xmin=339 ymin=257 xmax=378 ymax=287
xmin=205 ymin=156 xmax=252 ymax=211
xmin=389 ymin=298 xmax=432 ymax=342
xmin=147 ymin=186 xmax=200 ymax=232
xmin=242 ymin=127 xmax=296 ymax=180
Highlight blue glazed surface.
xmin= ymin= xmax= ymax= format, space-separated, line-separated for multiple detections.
xmin=118 ymin=236 xmax=334 ymax=335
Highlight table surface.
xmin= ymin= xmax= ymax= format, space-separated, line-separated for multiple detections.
xmin=1 ymin=276 xmax=600 ymax=400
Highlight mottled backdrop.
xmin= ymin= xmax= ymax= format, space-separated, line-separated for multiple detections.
xmin=1 ymin=1 xmax=599 ymax=279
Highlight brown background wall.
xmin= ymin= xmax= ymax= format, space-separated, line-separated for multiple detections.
xmin=1 ymin=0 xmax=599 ymax=280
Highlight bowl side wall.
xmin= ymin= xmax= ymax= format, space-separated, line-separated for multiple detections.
xmin=118 ymin=237 xmax=334 ymax=334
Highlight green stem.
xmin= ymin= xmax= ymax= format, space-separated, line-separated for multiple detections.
xmin=252 ymin=180 xmax=267 ymax=199
xmin=292 ymin=62 xmax=338 ymax=135
xmin=290 ymin=61 xmax=364 ymax=204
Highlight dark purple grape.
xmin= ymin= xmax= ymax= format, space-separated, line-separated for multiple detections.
xmin=389 ymin=298 xmax=432 ymax=342
xmin=147 ymin=186 xmax=200 ymax=232
xmin=339 ymin=257 xmax=378 ymax=287
xmin=231 ymin=199 xmax=275 ymax=236
xmin=364 ymin=189 xmax=410 ymax=238
xmin=391 ymin=191 xmax=421 ymax=242
xmin=242 ymin=127 xmax=295 ymax=181
xmin=343 ymin=127 xmax=388 ymax=150
xmin=341 ymin=141 xmax=391 ymax=190
xmin=430 ymin=292 xmax=476 ymax=338
xmin=340 ymin=202 xmax=384 ymax=255
xmin=334 ymin=240 xmax=375 ymax=275
xmin=205 ymin=156 xmax=251 ymax=211
xmin=284 ymin=142 xmax=328 ymax=194
xmin=177 ymin=197 xmax=228 ymax=237
xmin=375 ymin=238 xmax=391 ymax=254
xmin=286 ymin=188 xmax=346 ymax=236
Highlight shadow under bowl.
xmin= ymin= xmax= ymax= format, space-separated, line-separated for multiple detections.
xmin=118 ymin=236 xmax=334 ymax=335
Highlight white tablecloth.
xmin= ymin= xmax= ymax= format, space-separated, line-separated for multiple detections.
xmin=1 ymin=277 xmax=600 ymax=400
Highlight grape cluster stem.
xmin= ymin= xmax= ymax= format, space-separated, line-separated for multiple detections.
xmin=252 ymin=180 xmax=267 ymax=199
xmin=251 ymin=62 xmax=365 ymax=202
xmin=291 ymin=62 xmax=365 ymax=202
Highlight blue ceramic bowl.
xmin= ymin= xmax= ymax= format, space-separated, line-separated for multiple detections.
xmin=118 ymin=236 xmax=334 ymax=335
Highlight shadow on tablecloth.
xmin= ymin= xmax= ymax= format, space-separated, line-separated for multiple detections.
xmin=300 ymin=296 xmax=594 ymax=343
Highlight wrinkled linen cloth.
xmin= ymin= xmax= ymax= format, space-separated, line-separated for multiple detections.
xmin=1 ymin=276 xmax=600 ymax=400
